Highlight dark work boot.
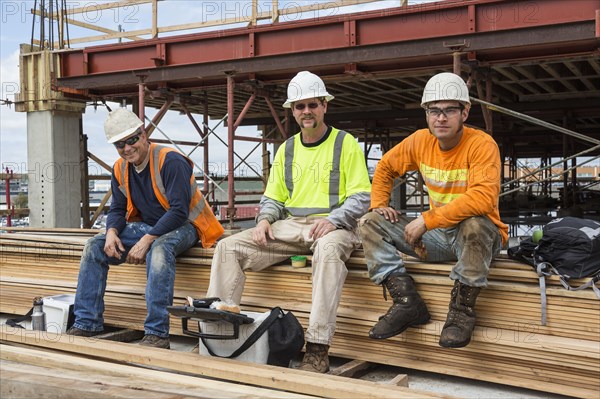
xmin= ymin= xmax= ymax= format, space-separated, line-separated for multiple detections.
xmin=66 ymin=327 xmax=102 ymax=337
xmin=369 ymin=273 xmax=431 ymax=339
xmin=439 ymin=280 xmax=481 ymax=348
xmin=298 ymin=342 xmax=330 ymax=373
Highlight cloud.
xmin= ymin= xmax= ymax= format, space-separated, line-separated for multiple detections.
xmin=0 ymin=47 xmax=27 ymax=170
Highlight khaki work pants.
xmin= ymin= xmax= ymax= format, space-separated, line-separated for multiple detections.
xmin=207 ymin=216 xmax=360 ymax=345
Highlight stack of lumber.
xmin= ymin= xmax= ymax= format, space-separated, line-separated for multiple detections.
xmin=1 ymin=329 xmax=441 ymax=399
xmin=1 ymin=229 xmax=599 ymax=398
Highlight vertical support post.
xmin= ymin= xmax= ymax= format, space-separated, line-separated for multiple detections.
xmin=80 ymin=132 xmax=91 ymax=228
xmin=363 ymin=130 xmax=369 ymax=166
xmin=138 ymin=80 xmax=146 ymax=125
xmin=272 ymin=0 xmax=279 ymax=23
xmin=562 ymin=135 xmax=569 ymax=208
xmin=152 ymin=0 xmax=158 ymax=38
xmin=453 ymin=51 xmax=461 ymax=75
xmin=571 ymin=150 xmax=577 ymax=207
xmin=284 ymin=108 xmax=291 ymax=138
xmin=541 ymin=156 xmax=548 ymax=197
xmin=203 ymin=94 xmax=210 ymax=197
xmin=262 ymin=127 xmax=270 ymax=190
xmin=226 ymin=74 xmax=237 ymax=228
xmin=57 ymin=7 xmax=64 ymax=48
xmin=251 ymin=0 xmax=258 ymax=26
xmin=4 ymin=168 xmax=13 ymax=227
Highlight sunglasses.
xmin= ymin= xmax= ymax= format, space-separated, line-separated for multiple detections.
xmin=114 ymin=133 xmax=141 ymax=149
xmin=294 ymin=102 xmax=320 ymax=111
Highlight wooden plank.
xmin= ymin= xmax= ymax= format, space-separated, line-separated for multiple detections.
xmin=329 ymin=359 xmax=373 ymax=377
xmin=386 ymin=374 xmax=409 ymax=387
xmin=0 ymin=328 xmax=446 ymax=399
xmin=0 ymin=344 xmax=312 ymax=399
xmin=1 ymin=366 xmax=171 ymax=399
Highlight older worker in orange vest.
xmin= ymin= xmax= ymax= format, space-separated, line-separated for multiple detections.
xmin=68 ymin=108 xmax=223 ymax=349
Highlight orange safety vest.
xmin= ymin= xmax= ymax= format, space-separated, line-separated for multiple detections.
xmin=113 ymin=143 xmax=224 ymax=248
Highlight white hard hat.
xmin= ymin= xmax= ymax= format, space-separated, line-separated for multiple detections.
xmin=421 ymin=72 xmax=471 ymax=108
xmin=104 ymin=108 xmax=143 ymax=143
xmin=283 ymin=71 xmax=334 ymax=108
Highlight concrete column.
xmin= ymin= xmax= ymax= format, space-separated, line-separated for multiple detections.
xmin=27 ymin=110 xmax=82 ymax=228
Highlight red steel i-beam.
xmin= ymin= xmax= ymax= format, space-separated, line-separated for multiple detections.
xmin=138 ymin=81 xmax=146 ymax=128
xmin=57 ymin=0 xmax=600 ymax=91
xmin=233 ymin=94 xmax=256 ymax=130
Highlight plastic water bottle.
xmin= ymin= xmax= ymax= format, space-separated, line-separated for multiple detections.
xmin=31 ymin=297 xmax=46 ymax=331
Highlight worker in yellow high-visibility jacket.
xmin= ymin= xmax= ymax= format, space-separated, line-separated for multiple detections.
xmin=207 ymin=71 xmax=372 ymax=373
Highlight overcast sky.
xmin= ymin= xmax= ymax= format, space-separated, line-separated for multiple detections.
xmin=0 ymin=0 xmax=408 ymax=178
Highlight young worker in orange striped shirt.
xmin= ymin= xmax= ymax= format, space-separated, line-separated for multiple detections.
xmin=359 ymin=72 xmax=508 ymax=348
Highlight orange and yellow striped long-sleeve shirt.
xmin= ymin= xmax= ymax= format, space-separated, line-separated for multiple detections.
xmin=370 ymin=126 xmax=508 ymax=245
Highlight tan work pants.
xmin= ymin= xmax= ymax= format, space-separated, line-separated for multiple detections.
xmin=207 ymin=216 xmax=360 ymax=345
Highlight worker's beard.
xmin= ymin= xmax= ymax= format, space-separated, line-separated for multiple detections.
xmin=301 ymin=117 xmax=318 ymax=129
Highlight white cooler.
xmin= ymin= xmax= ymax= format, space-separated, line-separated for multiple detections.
xmin=42 ymin=294 xmax=75 ymax=333
xmin=199 ymin=311 xmax=270 ymax=364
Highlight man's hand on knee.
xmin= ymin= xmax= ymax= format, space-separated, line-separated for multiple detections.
xmin=309 ymin=219 xmax=336 ymax=240
xmin=372 ymin=207 xmax=400 ymax=223
xmin=404 ymin=216 xmax=427 ymax=246
xmin=104 ymin=228 xmax=125 ymax=259
xmin=252 ymin=219 xmax=274 ymax=247
xmin=127 ymin=234 xmax=156 ymax=264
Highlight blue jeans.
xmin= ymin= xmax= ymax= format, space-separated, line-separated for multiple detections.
xmin=72 ymin=222 xmax=198 ymax=337
xmin=359 ymin=213 xmax=502 ymax=287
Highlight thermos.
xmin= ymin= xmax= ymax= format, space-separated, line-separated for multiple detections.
xmin=31 ymin=296 xmax=46 ymax=331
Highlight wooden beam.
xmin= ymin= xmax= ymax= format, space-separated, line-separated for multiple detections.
xmin=62 ymin=0 xmax=151 ymax=16
xmin=0 ymin=328 xmax=444 ymax=399
xmin=329 ymin=359 xmax=373 ymax=377
xmin=1 ymin=344 xmax=305 ymax=398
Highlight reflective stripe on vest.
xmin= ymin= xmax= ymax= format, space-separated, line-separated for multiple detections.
xmin=118 ymin=161 xmax=127 ymax=197
xmin=150 ymin=145 xmax=206 ymax=219
xmin=283 ymin=130 xmax=347 ymax=217
xmin=114 ymin=143 xmax=223 ymax=248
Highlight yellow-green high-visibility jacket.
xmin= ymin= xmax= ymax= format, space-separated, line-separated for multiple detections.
xmin=264 ymin=127 xmax=371 ymax=218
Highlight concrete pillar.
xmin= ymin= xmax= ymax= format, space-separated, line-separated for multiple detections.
xmin=27 ymin=110 xmax=82 ymax=227
xmin=16 ymin=47 xmax=86 ymax=228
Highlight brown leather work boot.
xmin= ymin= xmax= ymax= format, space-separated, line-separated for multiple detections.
xmin=297 ymin=342 xmax=330 ymax=373
xmin=139 ymin=334 xmax=170 ymax=349
xmin=369 ymin=273 xmax=430 ymax=339
xmin=439 ymin=280 xmax=481 ymax=348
